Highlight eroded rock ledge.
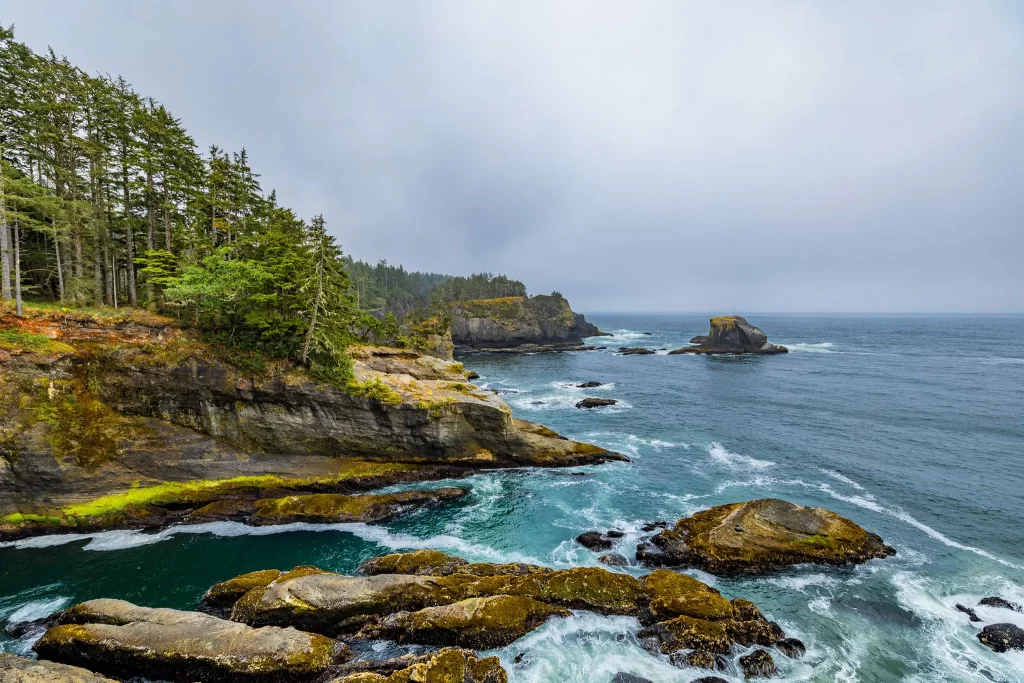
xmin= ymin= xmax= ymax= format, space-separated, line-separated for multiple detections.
xmin=0 ymin=311 xmax=624 ymax=541
xmin=637 ymin=498 xmax=895 ymax=575
xmin=24 ymin=550 xmax=807 ymax=682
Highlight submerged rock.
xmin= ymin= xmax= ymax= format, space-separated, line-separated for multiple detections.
xmin=327 ymin=648 xmax=507 ymax=683
xmin=955 ymin=603 xmax=981 ymax=622
xmin=578 ymin=381 xmax=604 ymax=388
xmin=618 ymin=347 xmax=655 ymax=355
xmin=599 ymin=553 xmax=630 ymax=567
xmin=33 ymin=599 xmax=347 ymax=683
xmin=576 ymin=530 xmax=617 ymax=551
xmin=0 ymin=654 xmax=116 ymax=683
xmin=669 ymin=316 xmax=787 ymax=355
xmin=355 ymin=595 xmax=571 ymax=648
xmin=576 ymin=398 xmax=617 ymax=409
xmin=978 ymin=623 xmax=1024 ymax=653
xmin=637 ymin=498 xmax=895 ymax=575
xmin=610 ymin=674 xmax=654 ymax=683
xmin=739 ymin=649 xmax=778 ymax=679
xmin=979 ymin=596 xmax=1022 ymax=612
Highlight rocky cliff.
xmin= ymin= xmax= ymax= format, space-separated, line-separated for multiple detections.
xmin=669 ymin=316 xmax=787 ymax=355
xmin=449 ymin=295 xmax=605 ymax=351
xmin=0 ymin=309 xmax=623 ymax=539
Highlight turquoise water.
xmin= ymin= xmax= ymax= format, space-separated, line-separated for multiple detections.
xmin=3 ymin=315 xmax=1024 ymax=682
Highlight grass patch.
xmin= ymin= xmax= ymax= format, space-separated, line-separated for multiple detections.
xmin=0 ymin=329 xmax=75 ymax=355
xmin=346 ymin=377 xmax=404 ymax=406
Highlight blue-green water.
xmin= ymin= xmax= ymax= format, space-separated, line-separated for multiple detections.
xmin=2 ymin=315 xmax=1024 ymax=682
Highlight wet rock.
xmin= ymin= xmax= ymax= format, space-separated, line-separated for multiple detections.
xmin=642 ymin=521 xmax=668 ymax=532
xmin=33 ymin=599 xmax=348 ymax=683
xmin=248 ymin=488 xmax=468 ymax=525
xmin=326 ymin=648 xmax=507 ymax=683
xmin=576 ymin=398 xmax=618 ymax=409
xmin=358 ymin=549 xmax=471 ymax=577
xmin=977 ymin=623 xmax=1024 ymax=653
xmin=669 ymin=650 xmax=728 ymax=670
xmin=643 ymin=570 xmax=733 ymax=623
xmin=576 ymin=531 xmax=616 ymax=551
xmin=637 ymin=498 xmax=895 ymax=575
xmin=599 ymin=553 xmax=630 ymax=567
xmin=775 ymin=637 xmax=807 ymax=658
xmin=0 ymin=654 xmax=117 ymax=682
xmin=739 ymin=649 xmax=778 ymax=679
xmin=955 ymin=603 xmax=981 ymax=622
xmin=611 ymin=674 xmax=654 ymax=683
xmin=669 ymin=316 xmax=787 ymax=355
xmin=466 ymin=371 xmax=480 ymax=380
xmin=980 ymin=596 xmax=1022 ymax=612
xmin=690 ymin=678 xmax=729 ymax=683
xmin=355 ymin=595 xmax=571 ymax=648
xmin=606 ymin=530 xmax=626 ymax=538
xmin=618 ymin=347 xmax=655 ymax=355
xmin=578 ymin=381 xmax=605 ymax=388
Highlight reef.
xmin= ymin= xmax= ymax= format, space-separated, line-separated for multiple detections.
xmin=636 ymin=498 xmax=896 ymax=575
xmin=449 ymin=295 xmax=606 ymax=352
xmin=669 ymin=316 xmax=787 ymax=355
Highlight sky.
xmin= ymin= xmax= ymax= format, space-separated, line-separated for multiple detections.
xmin=5 ymin=1 xmax=1023 ymax=313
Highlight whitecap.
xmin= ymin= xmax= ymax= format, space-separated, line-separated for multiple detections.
xmin=762 ymin=573 xmax=841 ymax=592
xmin=785 ymin=342 xmax=836 ymax=353
xmin=4 ymin=597 xmax=69 ymax=624
xmin=707 ymin=442 xmax=775 ymax=471
xmin=818 ymin=468 xmax=865 ymax=491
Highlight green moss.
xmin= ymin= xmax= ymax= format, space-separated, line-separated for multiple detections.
xmin=0 ymin=329 xmax=75 ymax=355
xmin=455 ymin=297 xmax=525 ymax=321
xmin=346 ymin=377 xmax=404 ymax=406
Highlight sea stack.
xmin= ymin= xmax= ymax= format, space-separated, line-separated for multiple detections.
xmin=669 ymin=316 xmax=787 ymax=355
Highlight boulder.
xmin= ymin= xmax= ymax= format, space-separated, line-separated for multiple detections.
xmin=33 ymin=599 xmax=347 ymax=683
xmin=739 ymin=649 xmax=778 ymax=679
xmin=669 ymin=650 xmax=728 ymax=670
xmin=576 ymin=531 xmax=616 ymax=551
xmin=599 ymin=553 xmax=629 ymax=567
xmin=0 ymin=654 xmax=117 ymax=683
xmin=610 ymin=674 xmax=654 ymax=683
xmin=355 ymin=595 xmax=571 ymax=648
xmin=637 ymin=499 xmax=895 ymax=575
xmin=576 ymin=398 xmax=617 ymax=409
xmin=978 ymin=623 xmax=1024 ymax=653
xmin=775 ymin=637 xmax=807 ymax=658
xmin=955 ymin=603 xmax=981 ymax=622
xmin=326 ymin=648 xmax=507 ymax=683
xmin=669 ymin=317 xmax=787 ymax=355
xmin=979 ymin=596 xmax=1022 ymax=612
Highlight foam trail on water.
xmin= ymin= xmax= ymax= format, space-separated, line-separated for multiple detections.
xmin=707 ymin=442 xmax=774 ymax=471
xmin=4 ymin=597 xmax=69 ymax=624
xmin=786 ymin=342 xmax=836 ymax=353
xmin=818 ymin=468 xmax=866 ymax=490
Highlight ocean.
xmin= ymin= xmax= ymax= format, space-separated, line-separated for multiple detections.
xmin=2 ymin=314 xmax=1023 ymax=682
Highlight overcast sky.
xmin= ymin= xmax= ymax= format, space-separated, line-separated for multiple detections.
xmin=6 ymin=2 xmax=1023 ymax=312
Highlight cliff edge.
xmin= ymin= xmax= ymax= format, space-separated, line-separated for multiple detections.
xmin=449 ymin=294 xmax=605 ymax=352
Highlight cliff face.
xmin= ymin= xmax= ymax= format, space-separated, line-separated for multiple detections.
xmin=449 ymin=295 xmax=604 ymax=350
xmin=0 ymin=310 xmax=623 ymax=532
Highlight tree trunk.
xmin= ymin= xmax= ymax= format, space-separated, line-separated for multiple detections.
xmin=162 ymin=181 xmax=172 ymax=251
xmin=0 ymin=156 xmax=10 ymax=302
xmin=145 ymin=170 xmax=155 ymax=302
xmin=123 ymin=158 xmax=137 ymax=306
xmin=14 ymin=218 xmax=22 ymax=316
xmin=53 ymin=219 xmax=65 ymax=301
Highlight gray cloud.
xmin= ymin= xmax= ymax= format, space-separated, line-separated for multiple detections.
xmin=7 ymin=1 xmax=1024 ymax=311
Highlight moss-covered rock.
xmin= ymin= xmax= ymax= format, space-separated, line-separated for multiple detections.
xmin=637 ymin=498 xmax=895 ymax=575
xmin=356 ymin=595 xmax=570 ymax=648
xmin=328 ymin=648 xmax=507 ymax=683
xmin=33 ymin=599 xmax=348 ymax=683
xmin=358 ymin=549 xmax=471 ymax=576
xmin=667 ymin=316 xmax=787 ymax=355
xmin=248 ymin=488 xmax=468 ymax=525
xmin=0 ymin=653 xmax=117 ymax=682
xmin=642 ymin=570 xmax=733 ymax=622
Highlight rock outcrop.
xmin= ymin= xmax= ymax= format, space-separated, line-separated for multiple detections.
xmin=450 ymin=295 xmax=605 ymax=352
xmin=977 ymin=623 xmax=1024 ymax=653
xmin=0 ymin=311 xmax=624 ymax=541
xmin=576 ymin=398 xmax=617 ymax=409
xmin=209 ymin=550 xmax=802 ymax=671
xmin=637 ymin=499 xmax=895 ymax=575
xmin=0 ymin=654 xmax=117 ymax=683
xmin=669 ymin=316 xmax=787 ymax=355
xmin=33 ymin=599 xmax=348 ymax=682
xmin=326 ymin=649 xmax=507 ymax=683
